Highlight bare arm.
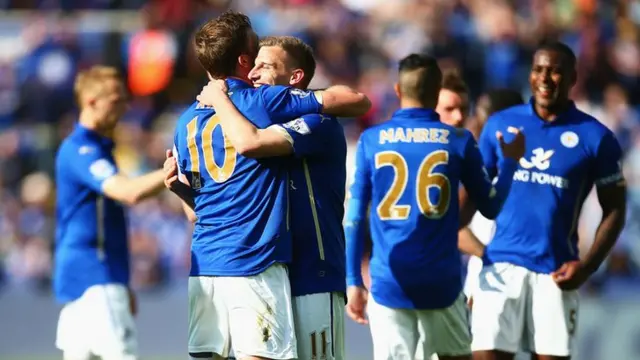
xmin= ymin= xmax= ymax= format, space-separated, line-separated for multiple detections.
xmin=163 ymin=150 xmax=197 ymax=221
xmin=458 ymin=228 xmax=485 ymax=258
xmin=457 ymin=186 xmax=485 ymax=257
xmin=101 ymin=170 xmax=166 ymax=206
xmin=582 ymin=183 xmax=627 ymax=274
xmin=203 ymin=93 xmax=293 ymax=158
xmin=314 ymin=85 xmax=371 ymax=118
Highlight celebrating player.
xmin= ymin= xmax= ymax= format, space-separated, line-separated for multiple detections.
xmin=189 ymin=35 xmax=349 ymax=360
xmin=54 ymin=66 xmax=167 ymax=360
xmin=344 ymin=53 xmax=525 ymax=360
xmin=471 ymin=42 xmax=627 ymax=360
xmin=170 ymin=12 xmax=369 ymax=360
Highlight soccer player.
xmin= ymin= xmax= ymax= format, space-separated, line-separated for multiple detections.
xmin=461 ymin=89 xmax=524 ymax=304
xmin=191 ymin=35 xmax=348 ymax=360
xmin=436 ymin=69 xmax=470 ymax=129
xmin=471 ymin=42 xmax=627 ymax=360
xmin=344 ymin=53 xmax=525 ymax=360
xmin=170 ymin=12 xmax=369 ymax=360
xmin=55 ymin=66 xmax=167 ymax=360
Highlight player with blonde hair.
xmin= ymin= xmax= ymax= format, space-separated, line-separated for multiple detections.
xmin=55 ymin=65 xmax=167 ymax=360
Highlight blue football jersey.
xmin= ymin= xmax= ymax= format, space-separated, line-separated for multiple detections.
xmin=54 ymin=125 xmax=129 ymax=303
xmin=173 ymin=79 xmax=323 ymax=276
xmin=479 ymin=100 xmax=624 ymax=274
xmin=345 ymin=108 xmax=518 ymax=309
xmin=272 ymin=114 xmax=347 ymax=297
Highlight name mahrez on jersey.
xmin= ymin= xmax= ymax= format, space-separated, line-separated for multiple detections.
xmin=379 ymin=127 xmax=450 ymax=144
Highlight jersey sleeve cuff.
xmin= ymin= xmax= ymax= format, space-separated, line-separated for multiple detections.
xmin=267 ymin=125 xmax=294 ymax=146
xmin=595 ymin=173 xmax=625 ymax=187
xmin=346 ymin=276 xmax=364 ymax=287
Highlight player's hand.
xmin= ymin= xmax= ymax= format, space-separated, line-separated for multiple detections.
xmin=164 ymin=149 xmax=178 ymax=190
xmin=128 ymin=287 xmax=138 ymax=317
xmin=467 ymin=296 xmax=474 ymax=310
xmin=551 ymin=260 xmax=589 ymax=290
xmin=497 ymin=126 xmax=525 ymax=160
xmin=196 ymin=79 xmax=229 ymax=107
xmin=346 ymin=286 xmax=369 ymax=325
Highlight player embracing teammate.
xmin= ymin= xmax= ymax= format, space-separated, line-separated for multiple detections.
xmin=167 ymin=11 xmax=369 ymax=360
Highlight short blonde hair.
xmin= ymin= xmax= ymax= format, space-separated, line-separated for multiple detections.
xmin=74 ymin=65 xmax=122 ymax=108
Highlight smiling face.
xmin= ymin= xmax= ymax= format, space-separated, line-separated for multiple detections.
xmin=529 ymin=49 xmax=576 ymax=110
xmin=249 ymin=46 xmax=302 ymax=87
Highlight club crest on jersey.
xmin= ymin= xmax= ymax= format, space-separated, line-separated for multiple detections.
xmin=560 ymin=131 xmax=579 ymax=148
xmin=283 ymin=118 xmax=311 ymax=135
xmin=289 ymin=88 xmax=311 ymax=98
xmin=89 ymin=159 xmax=116 ymax=180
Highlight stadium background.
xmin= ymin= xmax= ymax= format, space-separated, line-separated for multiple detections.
xmin=0 ymin=0 xmax=639 ymax=359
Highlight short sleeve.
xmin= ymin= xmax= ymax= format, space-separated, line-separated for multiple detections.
xmin=67 ymin=144 xmax=117 ymax=193
xmin=259 ymin=85 xmax=323 ymax=123
xmin=270 ymin=114 xmax=336 ymax=158
xmin=592 ymin=131 xmax=624 ymax=187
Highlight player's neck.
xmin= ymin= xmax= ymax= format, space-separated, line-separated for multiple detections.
xmin=78 ymin=114 xmax=114 ymax=139
xmin=534 ymin=99 xmax=572 ymax=122
xmin=399 ymin=99 xmax=433 ymax=110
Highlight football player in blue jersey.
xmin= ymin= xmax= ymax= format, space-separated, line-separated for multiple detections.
xmin=343 ymin=53 xmax=525 ymax=360
xmin=470 ymin=42 xmax=627 ymax=360
xmin=55 ymin=66 xmax=167 ymax=360
xmin=169 ymin=12 xmax=369 ymax=360
xmin=187 ymin=35 xmax=349 ymax=360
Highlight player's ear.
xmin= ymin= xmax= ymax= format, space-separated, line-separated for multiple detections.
xmin=289 ymin=69 xmax=304 ymax=86
xmin=394 ymin=83 xmax=401 ymax=99
xmin=238 ymin=54 xmax=252 ymax=70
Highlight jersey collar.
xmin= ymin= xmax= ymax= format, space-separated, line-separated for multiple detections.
xmin=527 ymin=97 xmax=578 ymax=124
xmin=392 ymin=107 xmax=440 ymax=122
xmin=226 ymin=77 xmax=253 ymax=91
xmin=75 ymin=124 xmax=115 ymax=149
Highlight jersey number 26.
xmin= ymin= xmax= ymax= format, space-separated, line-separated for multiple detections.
xmin=375 ymin=150 xmax=451 ymax=220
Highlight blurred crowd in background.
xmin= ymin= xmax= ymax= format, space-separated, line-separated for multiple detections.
xmin=0 ymin=0 xmax=639 ymax=298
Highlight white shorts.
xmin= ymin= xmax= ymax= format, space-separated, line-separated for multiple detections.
xmin=188 ymin=264 xmax=297 ymax=359
xmin=292 ymin=292 xmax=346 ymax=360
xmin=367 ymin=293 xmax=471 ymax=360
xmin=471 ymin=262 xmax=579 ymax=356
xmin=464 ymin=255 xmax=483 ymax=300
xmin=56 ymin=284 xmax=137 ymax=360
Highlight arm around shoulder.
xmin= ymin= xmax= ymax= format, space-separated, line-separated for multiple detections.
xmin=314 ymin=85 xmax=371 ymax=118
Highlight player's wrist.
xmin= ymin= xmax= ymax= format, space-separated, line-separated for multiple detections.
xmin=346 ymin=276 xmax=364 ymax=288
xmin=580 ymin=259 xmax=599 ymax=275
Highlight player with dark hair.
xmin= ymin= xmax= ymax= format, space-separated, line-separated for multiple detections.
xmin=469 ymin=89 xmax=524 ymax=139
xmin=436 ymin=69 xmax=470 ymax=128
xmin=344 ymin=53 xmax=525 ymax=360
xmin=169 ymin=11 xmax=370 ymax=360
xmin=471 ymin=41 xmax=626 ymax=360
